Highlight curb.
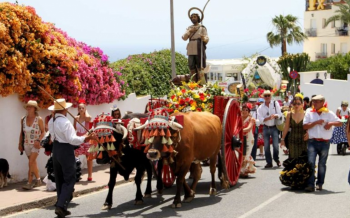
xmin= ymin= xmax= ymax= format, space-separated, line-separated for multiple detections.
xmin=0 ymin=178 xmax=134 ymax=217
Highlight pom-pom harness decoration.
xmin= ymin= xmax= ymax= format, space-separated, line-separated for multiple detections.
xmin=88 ymin=113 xmax=121 ymax=160
xmin=141 ymin=108 xmax=178 ymax=160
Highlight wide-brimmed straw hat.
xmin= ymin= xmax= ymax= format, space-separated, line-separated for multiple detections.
xmin=48 ymin=98 xmax=73 ymax=111
xmin=341 ymin=101 xmax=349 ymax=106
xmin=24 ymin=100 xmax=40 ymax=110
xmin=262 ymin=90 xmax=272 ymax=97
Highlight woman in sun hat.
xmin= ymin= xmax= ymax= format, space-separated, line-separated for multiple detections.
xmin=19 ymin=100 xmax=45 ymax=190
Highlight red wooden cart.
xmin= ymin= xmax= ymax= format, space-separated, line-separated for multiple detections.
xmin=122 ymin=96 xmax=243 ymax=188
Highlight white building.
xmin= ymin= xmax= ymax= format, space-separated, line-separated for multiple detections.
xmin=304 ymin=0 xmax=349 ymax=61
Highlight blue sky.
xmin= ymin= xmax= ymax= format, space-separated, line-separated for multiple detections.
xmin=8 ymin=0 xmax=306 ymax=61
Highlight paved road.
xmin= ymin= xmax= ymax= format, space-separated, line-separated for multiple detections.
xmin=7 ymin=146 xmax=350 ymax=218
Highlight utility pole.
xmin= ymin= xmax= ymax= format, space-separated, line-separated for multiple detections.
xmin=170 ymin=0 xmax=176 ymax=79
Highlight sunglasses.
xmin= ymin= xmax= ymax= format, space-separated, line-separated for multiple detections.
xmin=264 ymin=95 xmax=271 ymax=97
xmin=293 ymin=103 xmax=302 ymax=106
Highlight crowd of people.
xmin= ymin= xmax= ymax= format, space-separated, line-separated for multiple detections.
xmin=241 ymin=90 xmax=347 ymax=192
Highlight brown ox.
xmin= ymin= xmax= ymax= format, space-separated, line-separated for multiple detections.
xmin=139 ymin=111 xmax=224 ymax=208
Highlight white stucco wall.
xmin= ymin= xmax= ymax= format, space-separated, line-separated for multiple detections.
xmin=0 ymin=93 xmax=151 ymax=182
xmin=300 ymin=71 xmax=350 ymax=113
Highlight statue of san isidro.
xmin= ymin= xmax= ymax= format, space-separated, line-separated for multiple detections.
xmin=182 ymin=12 xmax=209 ymax=83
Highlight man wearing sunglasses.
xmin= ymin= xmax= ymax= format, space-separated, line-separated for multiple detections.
xmin=257 ymin=90 xmax=282 ymax=168
xmin=303 ymin=95 xmax=341 ymax=192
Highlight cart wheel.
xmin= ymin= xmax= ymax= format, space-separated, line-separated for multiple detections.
xmin=337 ymin=144 xmax=342 ymax=155
xmin=221 ymin=98 xmax=243 ymax=186
xmin=341 ymin=143 xmax=347 ymax=156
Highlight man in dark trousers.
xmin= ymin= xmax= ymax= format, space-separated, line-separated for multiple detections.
xmin=48 ymin=98 xmax=96 ymax=217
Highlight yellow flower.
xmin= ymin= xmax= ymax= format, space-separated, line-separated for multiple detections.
xmin=193 ymin=94 xmax=200 ymax=99
xmin=177 ymin=91 xmax=182 ymax=96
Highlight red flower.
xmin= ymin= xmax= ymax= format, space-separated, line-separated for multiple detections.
xmin=179 ymin=99 xmax=185 ymax=105
xmin=196 ymin=108 xmax=202 ymax=112
xmin=200 ymin=95 xmax=205 ymax=101
xmin=189 ymin=99 xmax=194 ymax=104
xmin=181 ymin=89 xmax=186 ymax=94
xmin=185 ymin=97 xmax=190 ymax=102
xmin=171 ymin=95 xmax=175 ymax=99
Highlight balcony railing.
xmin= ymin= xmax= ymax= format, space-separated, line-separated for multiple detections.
xmin=335 ymin=27 xmax=349 ymax=36
xmin=315 ymin=52 xmax=328 ymax=60
xmin=305 ymin=28 xmax=317 ymax=37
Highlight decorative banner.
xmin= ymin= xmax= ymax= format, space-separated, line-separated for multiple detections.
xmin=289 ymin=71 xmax=298 ymax=79
xmin=256 ymin=56 xmax=267 ymax=66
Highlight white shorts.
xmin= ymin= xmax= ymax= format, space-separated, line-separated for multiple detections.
xmin=24 ymin=144 xmax=40 ymax=156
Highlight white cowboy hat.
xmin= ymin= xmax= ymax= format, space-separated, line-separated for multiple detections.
xmin=48 ymin=98 xmax=73 ymax=111
xmin=262 ymin=90 xmax=272 ymax=97
xmin=311 ymin=95 xmax=325 ymax=101
xmin=24 ymin=100 xmax=40 ymax=110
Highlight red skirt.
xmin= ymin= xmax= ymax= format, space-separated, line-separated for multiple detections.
xmin=75 ymin=132 xmax=90 ymax=156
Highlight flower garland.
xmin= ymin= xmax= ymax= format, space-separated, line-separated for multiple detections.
xmin=0 ymin=3 xmax=126 ymax=108
xmin=167 ymin=81 xmax=226 ymax=113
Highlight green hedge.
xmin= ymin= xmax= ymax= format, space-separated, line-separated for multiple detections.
xmin=306 ymin=53 xmax=350 ymax=80
xmin=110 ymin=49 xmax=189 ymax=97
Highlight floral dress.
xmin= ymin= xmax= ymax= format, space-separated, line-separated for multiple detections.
xmin=241 ymin=116 xmax=257 ymax=176
xmin=74 ymin=121 xmax=91 ymax=156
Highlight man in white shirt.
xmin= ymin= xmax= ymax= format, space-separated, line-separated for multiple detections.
xmin=257 ymin=90 xmax=282 ymax=168
xmin=48 ymin=99 xmax=96 ymax=218
xmin=249 ymin=98 xmax=259 ymax=161
xmin=303 ymin=95 xmax=341 ymax=192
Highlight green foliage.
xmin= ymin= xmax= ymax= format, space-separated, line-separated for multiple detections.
xmin=306 ymin=53 xmax=350 ymax=80
xmin=278 ymin=53 xmax=310 ymax=84
xmin=110 ymin=49 xmax=189 ymax=97
xmin=325 ymin=0 xmax=350 ymax=27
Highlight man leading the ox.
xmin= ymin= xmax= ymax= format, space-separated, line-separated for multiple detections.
xmin=182 ymin=12 xmax=209 ymax=83
xmin=303 ymin=95 xmax=341 ymax=192
xmin=48 ymin=98 xmax=96 ymax=218
xmin=257 ymin=90 xmax=282 ymax=168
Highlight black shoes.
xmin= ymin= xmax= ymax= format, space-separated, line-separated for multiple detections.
xmin=276 ymin=161 xmax=281 ymax=167
xmin=316 ymin=185 xmax=323 ymax=191
xmin=264 ymin=163 xmax=273 ymax=168
xmin=55 ymin=206 xmax=71 ymax=217
xmin=304 ymin=186 xmax=315 ymax=192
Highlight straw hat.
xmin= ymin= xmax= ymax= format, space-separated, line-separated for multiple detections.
xmin=311 ymin=95 xmax=325 ymax=101
xmin=24 ymin=100 xmax=40 ymax=110
xmin=48 ymin=98 xmax=73 ymax=111
xmin=262 ymin=90 xmax=271 ymax=97
xmin=341 ymin=101 xmax=349 ymax=106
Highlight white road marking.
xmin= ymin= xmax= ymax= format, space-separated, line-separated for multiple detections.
xmin=237 ymin=191 xmax=287 ymax=218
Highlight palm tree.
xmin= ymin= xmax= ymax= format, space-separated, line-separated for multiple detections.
xmin=266 ymin=15 xmax=308 ymax=56
xmin=325 ymin=0 xmax=350 ymax=28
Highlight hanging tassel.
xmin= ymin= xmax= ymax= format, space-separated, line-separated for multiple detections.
xmin=109 ymin=134 xmax=115 ymax=142
xmin=160 ymin=128 xmax=165 ymax=136
xmin=162 ymin=137 xmax=167 ymax=144
xmin=148 ymin=136 xmax=154 ymax=143
xmin=99 ymin=145 xmax=105 ymax=151
xmin=105 ymin=135 xmax=110 ymax=143
xmin=110 ymin=143 xmax=116 ymax=150
xmin=149 ymin=129 xmax=154 ymax=137
xmin=88 ymin=146 xmax=93 ymax=153
xmin=153 ymin=128 xmax=159 ymax=136
xmin=144 ymin=144 xmax=151 ymax=153
xmin=94 ymin=145 xmax=100 ymax=152
xmin=168 ymin=145 xmax=174 ymax=153
xmin=107 ymin=143 xmax=111 ymax=150
xmin=99 ymin=136 xmax=105 ymax=144
xmin=144 ymin=137 xmax=150 ymax=145
xmin=169 ymin=156 xmax=174 ymax=164
xmin=97 ymin=152 xmax=103 ymax=159
xmin=144 ymin=129 xmax=149 ymax=139
xmin=167 ymin=137 xmax=173 ymax=145
xmin=162 ymin=145 xmax=169 ymax=153
xmin=110 ymin=150 xmax=118 ymax=156
xmin=166 ymin=129 xmax=172 ymax=138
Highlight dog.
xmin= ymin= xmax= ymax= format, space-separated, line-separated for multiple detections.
xmin=0 ymin=158 xmax=11 ymax=188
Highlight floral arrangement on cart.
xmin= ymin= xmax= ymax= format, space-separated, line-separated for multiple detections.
xmin=166 ymin=81 xmax=226 ymax=113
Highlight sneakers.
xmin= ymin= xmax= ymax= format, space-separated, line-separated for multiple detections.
xmin=304 ymin=186 xmax=315 ymax=192
xmin=22 ymin=183 xmax=34 ymax=190
xmin=33 ymin=179 xmax=42 ymax=187
xmin=316 ymin=184 xmax=323 ymax=191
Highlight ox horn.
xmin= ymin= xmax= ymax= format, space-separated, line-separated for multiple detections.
xmin=169 ymin=120 xmax=183 ymax=130
xmin=120 ymin=125 xmax=128 ymax=140
xmin=133 ymin=120 xmax=149 ymax=130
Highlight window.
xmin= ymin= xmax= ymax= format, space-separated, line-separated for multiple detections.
xmin=218 ymin=73 xmax=223 ymax=81
xmin=331 ymin=43 xmax=335 ymax=54
xmin=331 ymin=20 xmax=335 ymax=28
xmin=341 ymin=43 xmax=347 ymax=54
xmin=210 ymin=72 xmax=214 ymax=80
xmin=321 ymin=43 xmax=327 ymax=54
xmin=310 ymin=19 xmax=317 ymax=29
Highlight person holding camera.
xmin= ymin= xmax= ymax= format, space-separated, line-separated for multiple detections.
xmin=19 ymin=100 xmax=45 ymax=190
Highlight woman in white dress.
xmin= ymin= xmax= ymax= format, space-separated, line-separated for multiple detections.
xmin=240 ymin=103 xmax=257 ymax=178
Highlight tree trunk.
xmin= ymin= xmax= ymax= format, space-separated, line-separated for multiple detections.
xmin=282 ymin=39 xmax=287 ymax=55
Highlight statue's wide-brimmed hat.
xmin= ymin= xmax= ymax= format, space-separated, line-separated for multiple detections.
xmin=48 ymin=98 xmax=73 ymax=111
